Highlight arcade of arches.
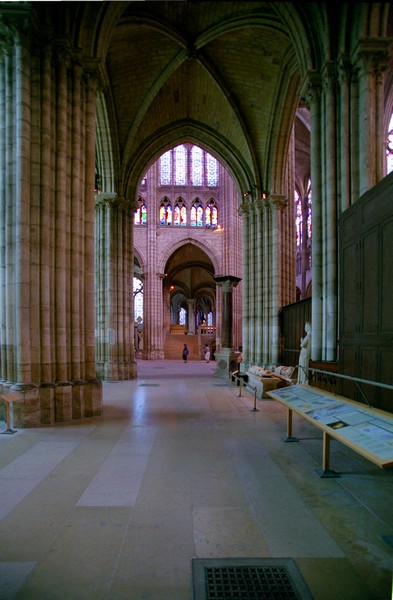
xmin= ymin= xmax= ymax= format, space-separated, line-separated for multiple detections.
xmin=1 ymin=2 xmax=393 ymax=426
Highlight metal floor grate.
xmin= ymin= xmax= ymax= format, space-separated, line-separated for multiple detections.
xmin=138 ymin=383 xmax=160 ymax=387
xmin=192 ymin=558 xmax=313 ymax=600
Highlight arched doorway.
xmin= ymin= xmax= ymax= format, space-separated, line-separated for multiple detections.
xmin=164 ymin=243 xmax=216 ymax=360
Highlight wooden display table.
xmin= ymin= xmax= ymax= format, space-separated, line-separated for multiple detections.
xmin=267 ymin=384 xmax=393 ymax=477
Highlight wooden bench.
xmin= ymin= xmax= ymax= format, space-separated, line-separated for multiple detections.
xmin=267 ymin=384 xmax=393 ymax=477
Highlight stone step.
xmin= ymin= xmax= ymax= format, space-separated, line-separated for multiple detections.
xmin=164 ymin=334 xmax=201 ymax=360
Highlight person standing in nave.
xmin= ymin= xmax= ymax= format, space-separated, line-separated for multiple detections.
xmin=182 ymin=344 xmax=189 ymax=363
xmin=204 ymin=344 xmax=210 ymax=363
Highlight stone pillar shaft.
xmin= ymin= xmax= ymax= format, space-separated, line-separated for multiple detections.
xmin=0 ymin=30 xmax=102 ymax=426
xmin=95 ymin=195 xmax=136 ymax=380
xmin=214 ymin=275 xmax=241 ymax=349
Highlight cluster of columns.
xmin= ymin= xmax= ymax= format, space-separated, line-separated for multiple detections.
xmin=95 ymin=194 xmax=136 ymax=380
xmin=0 ymin=18 xmax=102 ymax=426
xmin=240 ymin=195 xmax=292 ymax=370
xmin=240 ymin=39 xmax=391 ymax=372
xmin=304 ymin=41 xmax=391 ymax=362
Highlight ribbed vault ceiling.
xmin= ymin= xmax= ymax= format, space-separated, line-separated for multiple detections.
xmin=76 ymin=1 xmax=310 ymax=197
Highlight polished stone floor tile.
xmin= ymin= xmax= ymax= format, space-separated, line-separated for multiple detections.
xmin=0 ymin=359 xmax=392 ymax=599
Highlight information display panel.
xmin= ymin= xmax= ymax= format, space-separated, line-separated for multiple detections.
xmin=267 ymin=385 xmax=393 ymax=470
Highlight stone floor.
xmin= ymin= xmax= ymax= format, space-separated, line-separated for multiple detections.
xmin=0 ymin=359 xmax=392 ymax=600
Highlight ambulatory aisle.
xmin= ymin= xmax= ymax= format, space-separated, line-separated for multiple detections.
xmin=0 ymin=359 xmax=392 ymax=599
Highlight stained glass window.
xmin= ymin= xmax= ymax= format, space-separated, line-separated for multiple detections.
xmin=191 ymin=146 xmax=203 ymax=185
xmin=135 ymin=197 xmax=147 ymax=225
xmin=159 ymin=144 xmax=219 ymax=189
xmin=141 ymin=203 xmax=147 ymax=225
xmin=205 ymin=205 xmax=211 ymax=227
xmin=159 ymin=150 xmax=172 ymax=185
xmin=175 ymin=145 xmax=186 ymax=185
xmin=387 ymin=113 xmax=393 ymax=175
xmin=306 ymin=187 xmax=312 ymax=239
xmin=180 ymin=203 xmax=187 ymax=226
xmin=179 ymin=307 xmax=186 ymax=325
xmin=190 ymin=205 xmax=197 ymax=226
xmin=174 ymin=198 xmax=186 ymax=226
xmin=174 ymin=204 xmax=181 ymax=226
xmin=160 ymin=197 xmax=172 ymax=225
xmin=206 ymin=152 xmax=218 ymax=186
xmin=191 ymin=199 xmax=203 ymax=226
xmin=197 ymin=204 xmax=203 ymax=226
xmin=166 ymin=204 xmax=172 ymax=225
xmin=295 ymin=182 xmax=312 ymax=265
xmin=133 ymin=277 xmax=143 ymax=321
xmin=155 ymin=144 xmax=220 ymax=225
xmin=205 ymin=199 xmax=218 ymax=228
xmin=295 ymin=190 xmax=302 ymax=246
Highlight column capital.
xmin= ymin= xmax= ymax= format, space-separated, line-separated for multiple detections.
xmin=321 ymin=60 xmax=338 ymax=93
xmin=353 ymin=38 xmax=392 ymax=80
xmin=95 ymin=193 xmax=134 ymax=212
xmin=214 ymin=275 xmax=241 ymax=292
xmin=337 ymin=54 xmax=358 ymax=85
xmin=300 ymin=71 xmax=323 ymax=107
xmin=267 ymin=194 xmax=287 ymax=211
xmin=83 ymin=59 xmax=103 ymax=92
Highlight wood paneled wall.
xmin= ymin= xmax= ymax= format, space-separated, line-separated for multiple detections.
xmin=339 ymin=172 xmax=393 ymax=413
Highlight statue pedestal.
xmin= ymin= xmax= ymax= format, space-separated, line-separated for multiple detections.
xmin=213 ymin=348 xmax=238 ymax=379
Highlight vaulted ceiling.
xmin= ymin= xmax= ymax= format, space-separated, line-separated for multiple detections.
xmin=35 ymin=1 xmax=317 ymax=198
xmin=31 ymin=2 xmax=393 ymax=200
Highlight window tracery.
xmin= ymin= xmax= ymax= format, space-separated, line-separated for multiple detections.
xmin=159 ymin=197 xmax=172 ymax=225
xmin=134 ymin=196 xmax=147 ymax=225
xmin=136 ymin=144 xmax=220 ymax=228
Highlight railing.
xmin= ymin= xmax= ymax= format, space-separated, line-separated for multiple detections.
xmin=230 ymin=370 xmax=260 ymax=412
xmin=199 ymin=326 xmax=216 ymax=335
xmin=300 ymin=366 xmax=393 ymax=408
xmin=170 ymin=324 xmax=188 ymax=335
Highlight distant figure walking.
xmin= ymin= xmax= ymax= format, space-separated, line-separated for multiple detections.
xmin=204 ymin=344 xmax=210 ymax=363
xmin=182 ymin=344 xmax=189 ymax=363
xmin=297 ymin=322 xmax=311 ymax=384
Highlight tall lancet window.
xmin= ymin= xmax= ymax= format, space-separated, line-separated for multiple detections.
xmin=159 ymin=197 xmax=172 ymax=225
xmin=191 ymin=198 xmax=203 ymax=226
xmin=205 ymin=199 xmax=218 ymax=228
xmin=134 ymin=196 xmax=147 ymax=225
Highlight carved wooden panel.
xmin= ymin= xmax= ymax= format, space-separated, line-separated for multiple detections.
xmin=339 ymin=172 xmax=393 ymax=413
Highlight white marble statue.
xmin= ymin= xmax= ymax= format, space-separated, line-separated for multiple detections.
xmin=297 ymin=322 xmax=311 ymax=384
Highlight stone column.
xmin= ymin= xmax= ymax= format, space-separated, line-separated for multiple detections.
xmin=0 ymin=28 xmax=103 ymax=426
xmin=95 ymin=193 xmax=136 ymax=380
xmin=324 ymin=65 xmax=338 ymax=361
xmin=269 ymin=195 xmax=287 ymax=364
xmin=53 ymin=47 xmax=73 ymax=420
xmin=213 ymin=275 xmax=241 ymax=378
xmin=239 ymin=198 xmax=251 ymax=368
xmin=355 ymin=40 xmax=391 ymax=195
xmin=187 ymin=299 xmax=196 ymax=334
xmin=142 ymin=271 xmax=165 ymax=360
xmin=337 ymin=56 xmax=354 ymax=211
xmin=254 ymin=199 xmax=263 ymax=365
xmin=303 ymin=74 xmax=323 ymax=361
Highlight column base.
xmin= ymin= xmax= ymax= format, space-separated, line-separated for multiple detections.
xmin=6 ymin=380 xmax=103 ymax=427
xmin=213 ymin=349 xmax=238 ymax=379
